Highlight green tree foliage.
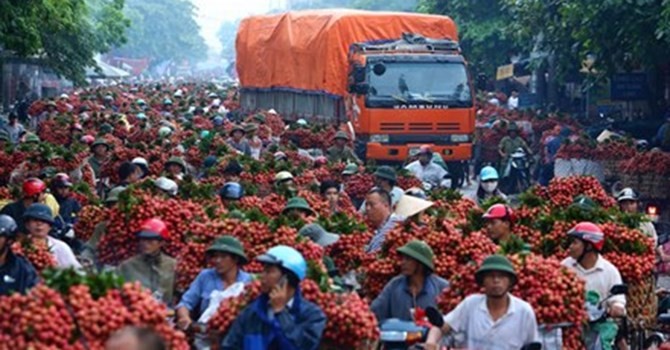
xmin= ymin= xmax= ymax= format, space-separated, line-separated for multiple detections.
xmin=418 ymin=0 xmax=518 ymax=76
xmin=0 ymin=0 xmax=129 ymax=85
xmin=218 ymin=19 xmax=240 ymax=61
xmin=114 ymin=0 xmax=207 ymax=64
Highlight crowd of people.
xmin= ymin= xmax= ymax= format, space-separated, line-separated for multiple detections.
xmin=0 ymin=82 xmax=663 ymax=350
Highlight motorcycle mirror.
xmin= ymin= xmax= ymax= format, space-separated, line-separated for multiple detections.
xmin=610 ymin=284 xmax=628 ymax=296
xmin=425 ymin=306 xmax=444 ymax=328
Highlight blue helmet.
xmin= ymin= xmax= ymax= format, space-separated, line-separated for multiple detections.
xmin=213 ymin=116 xmax=224 ymax=126
xmin=219 ymin=182 xmax=244 ymax=200
xmin=480 ymin=166 xmax=499 ymax=182
xmin=23 ymin=203 xmax=54 ymax=225
xmin=256 ymin=245 xmax=307 ymax=281
xmin=200 ymin=130 xmax=211 ymax=139
xmin=0 ymin=215 xmax=18 ymax=238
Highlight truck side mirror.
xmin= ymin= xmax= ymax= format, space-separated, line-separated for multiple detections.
xmin=349 ymin=64 xmax=368 ymax=95
xmin=352 ymin=65 xmax=366 ymax=83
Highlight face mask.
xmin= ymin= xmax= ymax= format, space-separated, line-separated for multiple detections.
xmin=482 ymin=181 xmax=498 ymax=194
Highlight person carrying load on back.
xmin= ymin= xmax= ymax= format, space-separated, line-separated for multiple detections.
xmin=222 ymin=245 xmax=326 ymax=350
xmin=404 ymin=145 xmax=448 ymax=190
xmin=424 ymin=254 xmax=539 ymax=350
xmin=498 ymin=122 xmax=532 ymax=171
xmin=327 ymin=131 xmax=362 ymax=165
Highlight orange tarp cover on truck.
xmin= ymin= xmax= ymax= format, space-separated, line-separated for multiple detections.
xmin=236 ymin=9 xmax=458 ymax=97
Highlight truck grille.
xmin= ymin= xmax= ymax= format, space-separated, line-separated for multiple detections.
xmin=380 ymin=123 xmax=405 ymax=131
xmin=380 ymin=122 xmax=461 ymax=132
xmin=436 ymin=122 xmax=460 ymax=131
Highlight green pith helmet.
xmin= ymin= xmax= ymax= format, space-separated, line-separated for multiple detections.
xmin=374 ymin=166 xmax=397 ymax=183
xmin=165 ymin=156 xmax=186 ymax=172
xmin=475 ymin=254 xmax=517 ymax=285
xmin=397 ymin=240 xmax=435 ymax=271
xmin=282 ymin=197 xmax=314 ymax=216
xmin=206 ymin=235 xmax=248 ymax=264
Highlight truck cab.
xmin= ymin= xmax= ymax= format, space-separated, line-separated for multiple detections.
xmin=347 ymin=33 xmax=475 ymax=163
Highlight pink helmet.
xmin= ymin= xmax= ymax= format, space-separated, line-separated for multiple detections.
xmin=80 ymin=135 xmax=95 ymax=145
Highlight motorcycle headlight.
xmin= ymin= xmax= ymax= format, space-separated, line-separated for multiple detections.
xmin=370 ymin=134 xmax=389 ymax=143
xmin=451 ymin=134 xmax=470 ymax=143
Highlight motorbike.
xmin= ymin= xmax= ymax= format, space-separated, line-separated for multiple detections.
xmin=392 ymin=307 xmax=542 ymax=350
xmin=503 ymin=147 xmax=531 ymax=195
xmin=378 ymin=318 xmax=431 ymax=350
xmin=584 ymin=284 xmax=628 ymax=350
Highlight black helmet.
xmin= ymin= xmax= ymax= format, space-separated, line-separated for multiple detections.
xmin=0 ymin=215 xmax=18 ymax=239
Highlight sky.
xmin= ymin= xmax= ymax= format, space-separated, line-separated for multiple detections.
xmin=191 ymin=0 xmax=284 ymax=52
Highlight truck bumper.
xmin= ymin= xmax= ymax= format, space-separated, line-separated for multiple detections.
xmin=363 ymin=142 xmax=472 ymax=162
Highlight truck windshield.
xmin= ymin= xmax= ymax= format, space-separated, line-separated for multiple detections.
xmin=366 ymin=61 xmax=473 ymax=108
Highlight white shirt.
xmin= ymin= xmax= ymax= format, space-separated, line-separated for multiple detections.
xmin=47 ymin=236 xmax=82 ymax=269
xmin=358 ymin=186 xmax=405 ymax=213
xmin=639 ymin=221 xmax=658 ymax=246
xmin=508 ymin=96 xmax=519 ymax=110
xmin=404 ymin=161 xmax=448 ymax=188
xmin=561 ymin=255 xmax=626 ymax=308
xmin=444 ymin=293 xmax=539 ymax=350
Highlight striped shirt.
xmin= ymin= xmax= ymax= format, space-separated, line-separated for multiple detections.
xmin=366 ymin=213 xmax=405 ymax=253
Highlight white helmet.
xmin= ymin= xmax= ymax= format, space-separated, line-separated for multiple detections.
xmin=158 ymin=126 xmax=172 ymax=138
xmin=131 ymin=157 xmax=148 ymax=167
xmin=154 ymin=177 xmax=178 ymax=196
xmin=173 ymin=89 xmax=184 ymax=98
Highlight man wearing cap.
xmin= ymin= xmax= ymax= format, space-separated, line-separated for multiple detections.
xmin=222 ymin=245 xmax=326 ymax=350
xmin=1 ymin=178 xmax=49 ymax=234
xmin=281 ymin=197 xmax=316 ymax=221
xmin=245 ymin=123 xmax=263 ymax=160
xmin=327 ymin=131 xmax=361 ymax=165
xmin=365 ymin=189 xmax=405 ymax=253
xmin=253 ymin=113 xmax=274 ymax=142
xmin=498 ymin=122 xmax=532 ymax=167
xmin=274 ymin=171 xmax=297 ymax=197
xmin=617 ymin=188 xmax=658 ymax=245
xmin=226 ymin=125 xmax=251 ymax=157
xmin=0 ymin=215 xmax=39 ymax=296
xmin=405 ymin=145 xmax=448 ymax=189
xmin=482 ymin=204 xmax=516 ymax=245
xmin=425 ymin=255 xmax=539 ymax=350
xmin=24 ymin=203 xmax=81 ymax=269
xmin=88 ymin=139 xmax=110 ymax=178
xmin=164 ymin=156 xmax=187 ymax=181
xmin=118 ymin=218 xmax=176 ymax=305
xmin=176 ymin=236 xmax=253 ymax=331
xmin=371 ymin=240 xmax=449 ymax=323
xmin=51 ymin=174 xmax=81 ymax=226
xmin=32 ymin=100 xmax=57 ymax=130
xmin=3 ymin=112 xmax=25 ymax=145
xmin=359 ymin=166 xmax=405 ymax=213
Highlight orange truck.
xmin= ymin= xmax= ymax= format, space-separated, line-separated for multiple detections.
xmin=236 ymin=9 xmax=475 ymax=164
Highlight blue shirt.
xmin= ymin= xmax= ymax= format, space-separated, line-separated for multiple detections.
xmin=370 ymin=274 xmax=450 ymax=323
xmin=177 ymin=268 xmax=252 ymax=316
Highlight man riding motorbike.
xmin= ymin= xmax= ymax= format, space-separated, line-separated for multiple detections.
xmin=405 ymin=145 xmax=449 ymax=190
xmin=424 ymin=254 xmax=539 ymax=349
xmin=0 ymin=215 xmax=38 ymax=296
xmin=498 ymin=122 xmax=532 ymax=191
xmin=561 ymin=222 xmax=626 ymax=350
xmin=222 ymin=245 xmax=326 ymax=350
xmin=371 ymin=240 xmax=449 ymax=323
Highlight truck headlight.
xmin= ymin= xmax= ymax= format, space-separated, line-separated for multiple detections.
xmin=370 ymin=134 xmax=389 ymax=143
xmin=451 ymin=134 xmax=469 ymax=143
